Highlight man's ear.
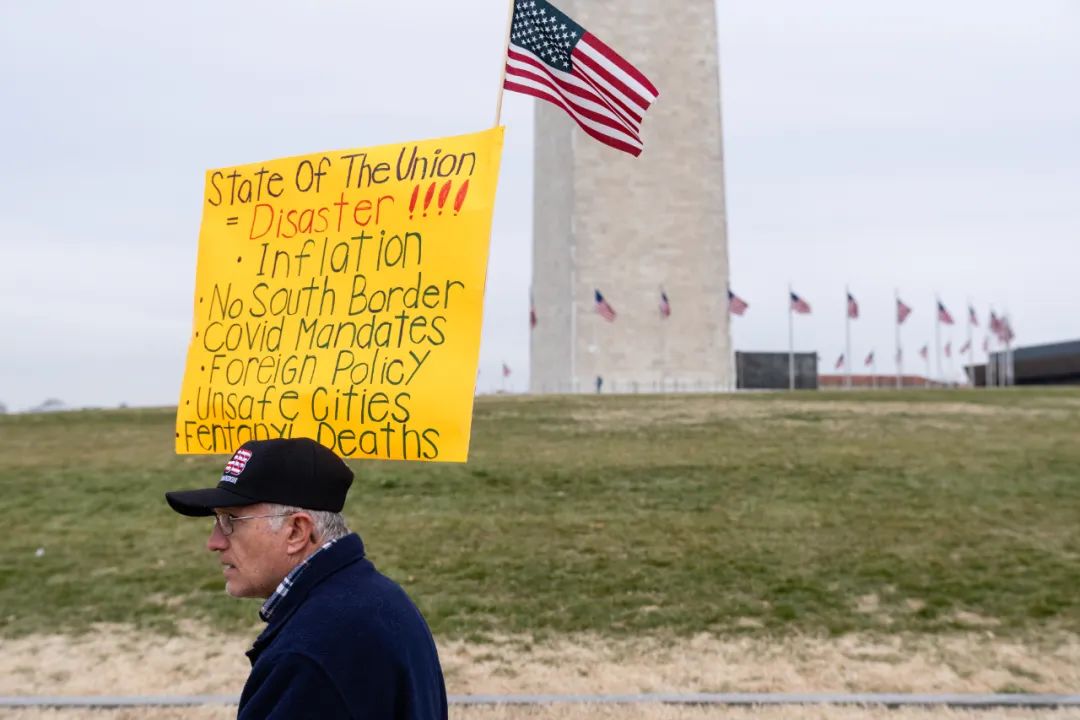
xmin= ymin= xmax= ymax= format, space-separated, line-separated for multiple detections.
xmin=285 ymin=512 xmax=317 ymax=553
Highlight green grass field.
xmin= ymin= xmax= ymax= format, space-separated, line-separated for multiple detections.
xmin=1 ymin=388 xmax=1077 ymax=640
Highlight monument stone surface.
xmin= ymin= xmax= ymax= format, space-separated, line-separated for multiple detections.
xmin=529 ymin=0 xmax=733 ymax=393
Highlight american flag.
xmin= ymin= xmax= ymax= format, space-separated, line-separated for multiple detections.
xmin=897 ymin=298 xmax=912 ymax=324
xmin=990 ymin=311 xmax=1003 ymax=338
xmin=969 ymin=305 xmax=978 ymax=326
xmin=530 ymin=299 xmax=537 ymax=329
xmin=659 ymin=289 xmax=671 ymax=319
xmin=937 ymin=301 xmax=955 ymax=325
xmin=790 ymin=291 xmax=811 ymax=314
xmin=503 ymin=0 xmax=659 ymax=156
xmin=959 ymin=339 xmax=972 ymax=354
xmin=835 ymin=353 xmax=845 ymax=370
xmin=502 ymin=362 xmax=512 ymax=378
xmin=864 ymin=350 xmax=875 ymax=367
xmin=728 ymin=289 xmax=748 ymax=316
xmin=847 ymin=292 xmax=859 ymax=319
xmin=919 ymin=345 xmax=929 ymax=360
xmin=594 ymin=289 xmax=616 ymax=321
xmin=1000 ymin=317 xmax=1015 ymax=343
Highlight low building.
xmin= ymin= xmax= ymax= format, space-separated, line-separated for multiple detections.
xmin=736 ymin=351 xmax=818 ymax=390
xmin=968 ymin=339 xmax=1080 ymax=386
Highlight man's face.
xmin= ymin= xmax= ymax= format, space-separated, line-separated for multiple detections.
xmin=206 ymin=503 xmax=293 ymax=598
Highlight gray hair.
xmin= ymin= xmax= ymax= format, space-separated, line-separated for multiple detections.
xmin=266 ymin=504 xmax=350 ymax=543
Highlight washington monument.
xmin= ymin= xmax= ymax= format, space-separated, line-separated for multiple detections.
xmin=529 ymin=0 xmax=733 ymax=393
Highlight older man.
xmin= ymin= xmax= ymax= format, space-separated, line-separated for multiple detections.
xmin=166 ymin=437 xmax=446 ymax=719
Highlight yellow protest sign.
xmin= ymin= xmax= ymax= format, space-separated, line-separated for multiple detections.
xmin=176 ymin=127 xmax=504 ymax=461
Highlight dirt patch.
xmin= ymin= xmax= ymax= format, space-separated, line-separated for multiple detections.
xmin=439 ymin=632 xmax=1078 ymax=696
xmin=2 ymin=626 xmax=1077 ymax=698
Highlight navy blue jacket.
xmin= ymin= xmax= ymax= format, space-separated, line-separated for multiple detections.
xmin=239 ymin=534 xmax=447 ymax=719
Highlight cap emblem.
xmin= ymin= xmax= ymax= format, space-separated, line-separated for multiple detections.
xmin=221 ymin=448 xmax=253 ymax=484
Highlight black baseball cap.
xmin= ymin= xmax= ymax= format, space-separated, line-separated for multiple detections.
xmin=165 ymin=438 xmax=353 ymax=517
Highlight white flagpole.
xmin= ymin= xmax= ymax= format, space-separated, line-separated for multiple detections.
xmin=1010 ymin=336 xmax=1015 ymax=386
xmin=894 ymin=289 xmax=902 ymax=389
xmin=998 ymin=337 xmax=1006 ymax=386
xmin=569 ymin=251 xmax=577 ymax=393
xmin=990 ymin=341 xmax=995 ymax=387
xmin=1005 ymin=313 xmax=1014 ymax=386
xmin=999 ymin=336 xmax=1005 ymax=386
xmin=934 ymin=296 xmax=942 ymax=384
xmin=947 ymin=342 xmax=955 ymax=386
xmin=788 ymin=283 xmax=795 ymax=391
xmin=659 ymin=287 xmax=667 ymax=394
xmin=590 ymin=306 xmax=597 ymax=385
xmin=845 ymin=285 xmax=852 ymax=390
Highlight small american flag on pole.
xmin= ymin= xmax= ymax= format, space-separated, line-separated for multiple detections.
xmin=919 ymin=345 xmax=929 ymax=360
xmin=502 ymin=362 xmax=512 ymax=378
xmin=835 ymin=354 xmax=845 ymax=370
xmin=937 ymin=301 xmax=955 ymax=325
xmin=594 ymin=289 xmax=616 ymax=321
xmin=659 ymin=289 xmax=671 ymax=318
xmin=864 ymin=351 xmax=875 ymax=367
xmin=847 ymin=292 xmax=859 ymax=319
xmin=790 ymin=292 xmax=811 ymax=314
xmin=959 ymin=339 xmax=971 ymax=354
xmin=503 ymin=0 xmax=659 ymax=156
xmin=897 ymin=298 xmax=913 ymax=324
xmin=529 ymin=298 xmax=537 ymax=329
xmin=728 ymin=289 xmax=748 ymax=316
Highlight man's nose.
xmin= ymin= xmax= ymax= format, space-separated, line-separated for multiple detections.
xmin=207 ymin=521 xmax=229 ymax=551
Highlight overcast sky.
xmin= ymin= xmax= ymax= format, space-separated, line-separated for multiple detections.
xmin=1 ymin=1 xmax=1077 ymax=410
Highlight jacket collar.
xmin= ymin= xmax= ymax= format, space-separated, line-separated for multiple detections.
xmin=246 ymin=533 xmax=366 ymax=664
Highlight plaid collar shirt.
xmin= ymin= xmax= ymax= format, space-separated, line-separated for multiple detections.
xmin=259 ymin=537 xmax=342 ymax=622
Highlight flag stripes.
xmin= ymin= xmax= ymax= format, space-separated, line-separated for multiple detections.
xmin=504 ymin=52 xmax=643 ymax=155
xmin=594 ymin=289 xmax=617 ymax=321
xmin=728 ymin=289 xmax=748 ymax=316
xmin=897 ymin=299 xmax=912 ymax=324
xmin=659 ymin=290 xmax=671 ymax=318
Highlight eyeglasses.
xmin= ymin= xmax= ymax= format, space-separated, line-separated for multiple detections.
xmin=213 ymin=511 xmax=295 ymax=536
